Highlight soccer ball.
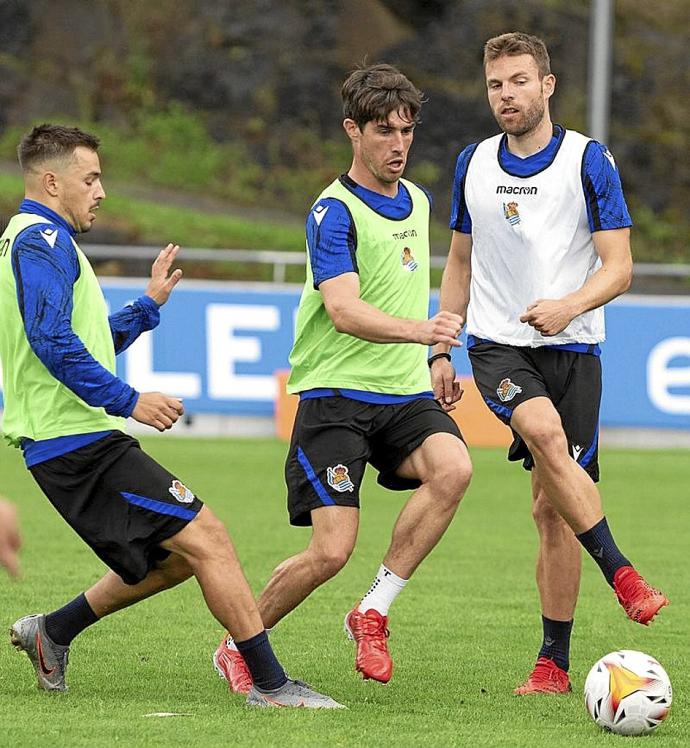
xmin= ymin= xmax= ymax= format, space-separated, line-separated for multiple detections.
xmin=584 ymin=650 xmax=672 ymax=736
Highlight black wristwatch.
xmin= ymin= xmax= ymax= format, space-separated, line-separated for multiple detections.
xmin=427 ymin=352 xmax=452 ymax=368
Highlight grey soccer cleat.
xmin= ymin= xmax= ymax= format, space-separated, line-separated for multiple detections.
xmin=10 ymin=614 xmax=70 ymax=692
xmin=246 ymin=678 xmax=345 ymax=709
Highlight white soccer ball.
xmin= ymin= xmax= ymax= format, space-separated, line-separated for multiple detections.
xmin=584 ymin=650 xmax=672 ymax=736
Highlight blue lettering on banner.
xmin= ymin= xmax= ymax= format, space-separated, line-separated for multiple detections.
xmin=0 ymin=280 xmax=688 ymax=429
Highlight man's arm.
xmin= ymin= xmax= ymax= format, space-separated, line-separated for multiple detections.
xmin=108 ymin=244 xmax=181 ymax=353
xmin=319 ymin=271 xmax=462 ymax=347
xmin=435 ymin=230 xmax=473 ymax=348
xmin=13 ymin=230 xmax=183 ymax=431
xmin=429 ymin=230 xmax=473 ymax=409
xmin=306 ymin=197 xmax=462 ymax=347
xmin=520 ymin=227 xmax=632 ymax=336
xmin=13 ymin=227 xmax=137 ymax=416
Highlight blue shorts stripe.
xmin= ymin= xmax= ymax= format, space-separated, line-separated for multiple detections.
xmin=484 ymin=396 xmax=513 ymax=421
xmin=579 ymin=423 xmax=599 ymax=468
xmin=296 ymin=447 xmax=335 ymax=506
xmin=120 ymin=491 xmax=198 ymax=521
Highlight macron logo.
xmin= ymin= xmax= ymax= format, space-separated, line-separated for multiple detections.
xmin=603 ymin=149 xmax=617 ymax=170
xmin=312 ymin=205 xmax=329 ymax=226
xmin=572 ymin=444 xmax=583 ymax=461
xmin=40 ymin=228 xmax=58 ymax=248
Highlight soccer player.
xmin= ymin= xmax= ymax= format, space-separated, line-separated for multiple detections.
xmin=431 ymin=33 xmax=669 ymax=694
xmin=0 ymin=497 xmax=21 ymax=578
xmin=214 ymin=64 xmax=472 ymax=691
xmin=0 ymin=124 xmax=341 ymax=709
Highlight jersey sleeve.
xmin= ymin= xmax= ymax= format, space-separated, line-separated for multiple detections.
xmin=12 ymin=226 xmax=138 ymax=417
xmin=108 ymin=295 xmax=161 ymax=354
xmin=305 ymin=198 xmax=357 ymax=289
xmin=581 ymin=141 xmax=633 ymax=232
xmin=449 ymin=143 xmax=477 ymax=233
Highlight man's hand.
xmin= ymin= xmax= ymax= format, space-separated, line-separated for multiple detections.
xmin=132 ymin=392 xmax=184 ymax=432
xmin=145 ymin=244 xmax=183 ymax=306
xmin=520 ymin=298 xmax=578 ymax=336
xmin=0 ymin=499 xmax=21 ymax=578
xmin=416 ymin=311 xmax=464 ymax=346
xmin=430 ymin=358 xmax=464 ymax=412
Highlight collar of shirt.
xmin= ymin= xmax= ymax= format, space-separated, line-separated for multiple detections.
xmin=498 ymin=124 xmax=565 ymax=177
xmin=19 ymin=198 xmax=77 ymax=237
xmin=339 ymin=173 xmax=412 ymax=219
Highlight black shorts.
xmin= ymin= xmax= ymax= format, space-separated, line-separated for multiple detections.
xmin=29 ymin=431 xmax=204 ymax=584
xmin=468 ymin=342 xmax=601 ymax=481
xmin=285 ymin=396 xmax=463 ymax=526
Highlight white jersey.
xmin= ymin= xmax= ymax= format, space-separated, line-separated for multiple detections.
xmin=464 ymin=129 xmax=604 ymax=346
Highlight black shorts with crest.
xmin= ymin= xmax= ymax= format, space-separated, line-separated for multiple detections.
xmin=30 ymin=431 xmax=203 ymax=584
xmin=285 ymin=395 xmax=463 ymax=526
xmin=468 ymin=341 xmax=602 ymax=481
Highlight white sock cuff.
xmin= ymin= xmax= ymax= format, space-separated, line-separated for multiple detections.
xmin=379 ymin=564 xmax=408 ymax=589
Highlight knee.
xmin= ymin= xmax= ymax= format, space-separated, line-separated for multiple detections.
xmin=532 ymin=492 xmax=570 ymax=540
xmin=177 ymin=507 xmax=232 ymax=559
xmin=309 ymin=544 xmax=353 ymax=581
xmin=521 ymin=420 xmax=568 ymax=462
xmin=427 ymin=460 xmax=472 ymax=509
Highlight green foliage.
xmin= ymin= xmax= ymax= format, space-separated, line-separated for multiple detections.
xmin=103 ymin=193 xmax=304 ymax=250
xmin=0 ymin=171 xmax=304 ymax=253
xmin=627 ymin=201 xmax=689 ymax=263
xmin=1 ymin=437 xmax=687 ymax=746
xmin=97 ymin=106 xmax=265 ymax=204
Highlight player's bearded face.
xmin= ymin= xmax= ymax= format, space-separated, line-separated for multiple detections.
xmin=496 ymin=94 xmax=546 ymax=137
xmin=358 ymin=109 xmax=415 ymax=184
xmin=55 ymin=147 xmax=106 ymax=233
xmin=486 ymin=54 xmax=553 ymax=137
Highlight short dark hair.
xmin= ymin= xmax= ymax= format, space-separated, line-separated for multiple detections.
xmin=17 ymin=124 xmax=100 ymax=172
xmin=483 ymin=32 xmax=551 ymax=78
xmin=342 ymin=63 xmax=424 ymax=130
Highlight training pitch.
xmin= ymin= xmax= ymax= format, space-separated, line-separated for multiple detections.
xmin=0 ymin=436 xmax=687 ymax=746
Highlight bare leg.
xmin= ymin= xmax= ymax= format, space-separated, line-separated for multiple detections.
xmin=85 ymin=552 xmax=193 ymax=618
xmin=257 ymin=506 xmax=359 ymax=629
xmin=160 ymin=505 xmax=265 ymax=642
xmin=515 ymin=469 xmax=582 ymax=693
xmin=531 ymin=469 xmax=581 ymax=621
xmin=383 ymin=433 xmax=471 ymax=578
xmin=511 ymin=397 xmax=602 ymax=533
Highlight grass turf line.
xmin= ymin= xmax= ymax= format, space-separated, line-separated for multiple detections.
xmin=0 ymin=437 xmax=687 ymax=746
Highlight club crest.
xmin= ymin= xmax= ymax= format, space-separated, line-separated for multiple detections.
xmin=503 ymin=201 xmax=521 ymax=226
xmin=327 ymin=464 xmax=354 ymax=493
xmin=169 ymin=479 xmax=195 ymax=504
xmin=401 ymin=246 xmax=418 ymax=271
xmin=496 ymin=378 xmax=523 ymax=402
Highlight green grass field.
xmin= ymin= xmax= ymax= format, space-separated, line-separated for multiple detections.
xmin=0 ymin=437 xmax=687 ymax=746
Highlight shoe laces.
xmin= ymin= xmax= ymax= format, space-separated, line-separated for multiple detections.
xmin=616 ymin=568 xmax=653 ymax=601
xmin=530 ymin=658 xmax=563 ymax=683
xmin=356 ymin=614 xmax=389 ymax=643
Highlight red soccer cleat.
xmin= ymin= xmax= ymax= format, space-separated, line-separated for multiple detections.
xmin=613 ymin=566 xmax=669 ymax=625
xmin=212 ymin=635 xmax=253 ymax=695
xmin=514 ymin=657 xmax=572 ymax=695
xmin=344 ymin=605 xmax=393 ymax=684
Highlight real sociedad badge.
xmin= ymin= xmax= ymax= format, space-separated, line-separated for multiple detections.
xmin=496 ymin=378 xmax=523 ymax=402
xmin=327 ymin=464 xmax=354 ymax=493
